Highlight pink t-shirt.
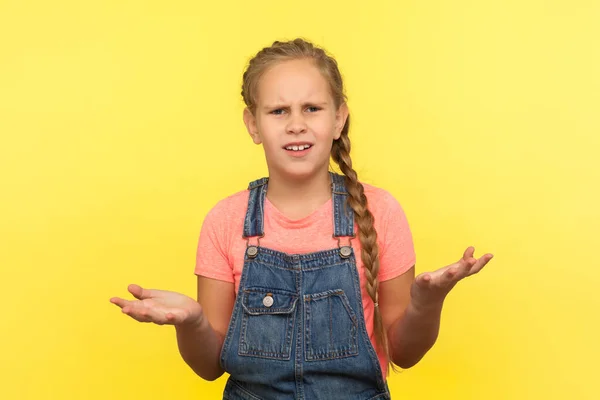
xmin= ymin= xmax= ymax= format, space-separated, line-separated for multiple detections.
xmin=195 ymin=182 xmax=416 ymax=378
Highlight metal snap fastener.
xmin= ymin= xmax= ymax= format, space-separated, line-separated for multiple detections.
xmin=247 ymin=246 xmax=258 ymax=258
xmin=263 ymin=295 xmax=274 ymax=307
xmin=340 ymin=246 xmax=352 ymax=258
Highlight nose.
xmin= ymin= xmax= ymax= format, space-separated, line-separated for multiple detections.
xmin=286 ymin=111 xmax=307 ymax=135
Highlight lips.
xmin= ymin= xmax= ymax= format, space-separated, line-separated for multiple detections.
xmin=283 ymin=142 xmax=313 ymax=152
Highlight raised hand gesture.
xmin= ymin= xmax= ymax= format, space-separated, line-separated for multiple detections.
xmin=410 ymin=246 xmax=494 ymax=310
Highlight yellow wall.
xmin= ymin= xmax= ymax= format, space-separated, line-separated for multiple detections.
xmin=1 ymin=1 xmax=598 ymax=399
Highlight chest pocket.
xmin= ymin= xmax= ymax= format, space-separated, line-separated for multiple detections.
xmin=239 ymin=287 xmax=298 ymax=360
xmin=304 ymin=289 xmax=359 ymax=361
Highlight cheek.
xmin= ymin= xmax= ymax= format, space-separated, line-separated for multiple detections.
xmin=310 ymin=117 xmax=337 ymax=137
xmin=257 ymin=124 xmax=280 ymax=150
xmin=256 ymin=120 xmax=272 ymax=137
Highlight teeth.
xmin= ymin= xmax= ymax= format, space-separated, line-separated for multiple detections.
xmin=286 ymin=144 xmax=311 ymax=151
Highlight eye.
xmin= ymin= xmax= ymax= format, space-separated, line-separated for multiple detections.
xmin=270 ymin=109 xmax=285 ymax=115
xmin=306 ymin=106 xmax=321 ymax=113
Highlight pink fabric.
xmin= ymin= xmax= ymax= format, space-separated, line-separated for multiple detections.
xmin=195 ymin=182 xmax=416 ymax=378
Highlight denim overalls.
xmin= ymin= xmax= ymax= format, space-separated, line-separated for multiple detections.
xmin=220 ymin=172 xmax=390 ymax=400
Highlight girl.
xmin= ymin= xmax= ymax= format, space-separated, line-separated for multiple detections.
xmin=110 ymin=38 xmax=493 ymax=399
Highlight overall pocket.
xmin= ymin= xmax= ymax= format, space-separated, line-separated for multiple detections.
xmin=239 ymin=287 xmax=298 ymax=360
xmin=304 ymin=289 xmax=359 ymax=361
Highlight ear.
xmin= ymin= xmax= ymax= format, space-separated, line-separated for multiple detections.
xmin=243 ymin=107 xmax=262 ymax=144
xmin=334 ymin=102 xmax=349 ymax=140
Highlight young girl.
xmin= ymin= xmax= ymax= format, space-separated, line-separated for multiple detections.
xmin=111 ymin=38 xmax=493 ymax=399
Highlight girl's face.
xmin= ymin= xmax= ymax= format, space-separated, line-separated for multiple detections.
xmin=244 ymin=58 xmax=348 ymax=181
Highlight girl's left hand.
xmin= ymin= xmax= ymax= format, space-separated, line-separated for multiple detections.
xmin=410 ymin=246 xmax=494 ymax=311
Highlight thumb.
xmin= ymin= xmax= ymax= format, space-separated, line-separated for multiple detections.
xmin=128 ymin=284 xmax=158 ymax=300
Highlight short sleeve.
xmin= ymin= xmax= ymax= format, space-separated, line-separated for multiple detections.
xmin=194 ymin=203 xmax=235 ymax=283
xmin=376 ymin=192 xmax=416 ymax=282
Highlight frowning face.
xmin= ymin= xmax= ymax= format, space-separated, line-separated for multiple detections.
xmin=244 ymin=58 xmax=348 ymax=181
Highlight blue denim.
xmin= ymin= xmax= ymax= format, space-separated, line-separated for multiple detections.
xmin=220 ymin=172 xmax=390 ymax=400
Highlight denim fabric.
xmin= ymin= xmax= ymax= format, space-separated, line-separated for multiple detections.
xmin=221 ymin=172 xmax=390 ymax=400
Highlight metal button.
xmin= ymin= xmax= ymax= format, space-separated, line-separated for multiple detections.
xmin=340 ymin=246 xmax=352 ymax=258
xmin=246 ymin=246 xmax=258 ymax=258
xmin=263 ymin=295 xmax=274 ymax=307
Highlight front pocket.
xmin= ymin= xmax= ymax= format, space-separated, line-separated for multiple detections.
xmin=304 ymin=289 xmax=359 ymax=361
xmin=239 ymin=288 xmax=298 ymax=360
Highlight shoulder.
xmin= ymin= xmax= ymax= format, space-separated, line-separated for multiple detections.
xmin=207 ymin=189 xmax=249 ymax=215
xmin=361 ymin=182 xmax=416 ymax=275
xmin=360 ymin=182 xmax=412 ymax=235
xmin=202 ymin=189 xmax=249 ymax=227
xmin=361 ymin=182 xmax=406 ymax=216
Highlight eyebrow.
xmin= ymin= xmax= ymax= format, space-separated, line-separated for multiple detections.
xmin=262 ymin=102 xmax=329 ymax=110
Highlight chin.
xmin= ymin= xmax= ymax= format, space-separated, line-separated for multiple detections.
xmin=279 ymin=165 xmax=329 ymax=181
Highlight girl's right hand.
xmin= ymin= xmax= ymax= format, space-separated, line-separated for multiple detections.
xmin=110 ymin=284 xmax=204 ymax=327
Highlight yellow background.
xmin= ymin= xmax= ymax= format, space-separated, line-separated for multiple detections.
xmin=1 ymin=0 xmax=598 ymax=399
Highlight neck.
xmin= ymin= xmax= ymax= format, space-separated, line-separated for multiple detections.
xmin=266 ymin=169 xmax=332 ymax=218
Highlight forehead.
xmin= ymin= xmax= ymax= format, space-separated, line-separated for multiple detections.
xmin=257 ymin=59 xmax=331 ymax=103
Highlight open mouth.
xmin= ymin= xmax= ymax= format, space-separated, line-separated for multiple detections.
xmin=284 ymin=144 xmax=313 ymax=152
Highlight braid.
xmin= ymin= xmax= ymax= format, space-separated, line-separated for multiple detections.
xmin=331 ymin=119 xmax=393 ymax=373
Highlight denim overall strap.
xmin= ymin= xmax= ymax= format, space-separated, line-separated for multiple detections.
xmin=242 ymin=177 xmax=268 ymax=238
xmin=243 ymin=173 xmax=355 ymax=239
xmin=330 ymin=172 xmax=355 ymax=238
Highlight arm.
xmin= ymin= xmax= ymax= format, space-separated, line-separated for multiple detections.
xmin=380 ymin=266 xmax=442 ymax=369
xmin=176 ymin=276 xmax=235 ymax=381
xmin=110 ymin=277 xmax=235 ymax=381
xmin=380 ymin=247 xmax=494 ymax=369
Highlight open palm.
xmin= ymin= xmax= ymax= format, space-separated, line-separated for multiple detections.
xmin=110 ymin=284 xmax=203 ymax=326
xmin=411 ymin=246 xmax=494 ymax=309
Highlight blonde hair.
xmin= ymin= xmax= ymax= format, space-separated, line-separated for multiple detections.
xmin=241 ymin=38 xmax=392 ymax=370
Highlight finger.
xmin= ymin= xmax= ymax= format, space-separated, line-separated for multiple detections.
xmin=165 ymin=312 xmax=176 ymax=323
xmin=441 ymin=266 xmax=461 ymax=286
xmin=128 ymin=284 xmax=158 ymax=301
xmin=416 ymin=273 xmax=432 ymax=288
xmin=457 ymin=247 xmax=476 ymax=268
xmin=110 ymin=297 xmax=133 ymax=309
xmin=462 ymin=246 xmax=475 ymax=260
xmin=458 ymin=246 xmax=477 ymax=273
xmin=461 ymin=257 xmax=477 ymax=274
xmin=469 ymin=253 xmax=494 ymax=275
xmin=165 ymin=312 xmax=184 ymax=325
xmin=122 ymin=307 xmax=152 ymax=323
